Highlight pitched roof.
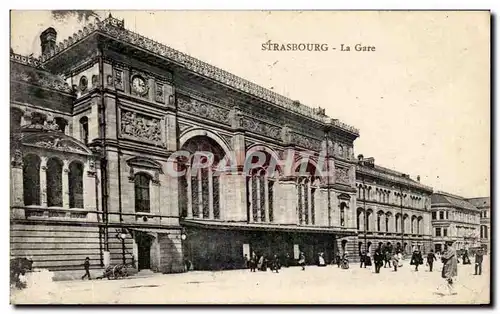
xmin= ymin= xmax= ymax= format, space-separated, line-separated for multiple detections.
xmin=431 ymin=192 xmax=479 ymax=211
xmin=467 ymin=197 xmax=490 ymax=208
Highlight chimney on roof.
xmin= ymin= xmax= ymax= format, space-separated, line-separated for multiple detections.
xmin=417 ymin=175 xmax=421 ymax=182
xmin=40 ymin=27 xmax=57 ymax=55
xmin=357 ymin=154 xmax=364 ymax=162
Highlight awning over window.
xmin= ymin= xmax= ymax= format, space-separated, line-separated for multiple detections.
xmin=181 ymin=219 xmax=357 ymax=236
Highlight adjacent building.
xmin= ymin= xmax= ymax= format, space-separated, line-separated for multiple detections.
xmin=467 ymin=197 xmax=490 ymax=252
xmin=355 ymin=156 xmax=434 ymax=256
xmin=430 ymin=192 xmax=481 ymax=252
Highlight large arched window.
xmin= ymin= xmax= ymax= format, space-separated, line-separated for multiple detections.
xmin=295 ymin=161 xmax=318 ymax=225
xmin=366 ymin=209 xmax=373 ymax=231
xmin=357 ymin=208 xmax=364 ymax=230
xmin=69 ymin=161 xmax=84 ymax=208
xmin=47 ymin=157 xmax=63 ymax=207
xmin=377 ymin=211 xmax=384 ymax=232
xmin=385 ymin=212 xmax=392 ymax=232
xmin=135 ymin=173 xmax=151 ymax=213
xmin=23 ymin=154 xmax=41 ymax=206
xmin=180 ymin=136 xmax=225 ymax=220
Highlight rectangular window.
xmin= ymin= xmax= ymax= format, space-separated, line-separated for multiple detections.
xmin=439 ymin=211 xmax=444 ymax=220
xmin=432 ymin=212 xmax=436 ymax=220
xmin=443 ymin=228 xmax=448 ymax=236
xmin=435 ymin=228 xmax=441 ymax=237
xmin=446 ymin=211 xmax=449 ymax=219
xmin=268 ymin=181 xmax=274 ymax=222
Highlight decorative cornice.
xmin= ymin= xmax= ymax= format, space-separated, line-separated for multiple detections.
xmin=37 ymin=15 xmax=359 ymax=136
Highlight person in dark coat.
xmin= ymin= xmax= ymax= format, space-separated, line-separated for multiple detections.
xmin=474 ymin=249 xmax=484 ymax=275
xmin=374 ymin=248 xmax=384 ymax=273
xmin=411 ymin=249 xmax=423 ymax=271
xmin=335 ymin=252 xmax=342 ymax=268
xmin=384 ymin=250 xmax=392 ymax=268
xmin=284 ymin=253 xmax=291 ymax=268
xmin=249 ymin=252 xmax=257 ymax=272
xmin=81 ymin=257 xmax=91 ymax=280
xmin=271 ymin=254 xmax=281 ymax=273
xmin=359 ymin=251 xmax=367 ymax=268
xmin=427 ymin=250 xmax=437 ymax=272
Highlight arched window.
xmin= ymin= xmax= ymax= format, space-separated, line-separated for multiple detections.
xmin=385 ymin=213 xmax=390 ymax=232
xmin=69 ymin=161 xmax=84 ymax=208
xmin=135 ymin=173 xmax=151 ymax=213
xmin=55 ymin=117 xmax=68 ymax=134
xmin=47 ymin=157 xmax=63 ymax=207
xmin=357 ymin=208 xmax=364 ymax=230
xmin=377 ymin=212 xmax=382 ymax=231
xmin=366 ymin=210 xmax=373 ymax=231
xmin=23 ymin=155 xmax=40 ymax=205
xmin=296 ymin=162 xmax=318 ymax=225
xmin=80 ymin=116 xmax=89 ymax=144
xmin=180 ymin=136 xmax=225 ymax=220
xmin=395 ymin=214 xmax=401 ymax=233
xmin=340 ymin=202 xmax=346 ymax=227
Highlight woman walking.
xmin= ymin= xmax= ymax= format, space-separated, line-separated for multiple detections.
xmin=438 ymin=241 xmax=458 ymax=296
xmin=298 ymin=252 xmax=306 ymax=271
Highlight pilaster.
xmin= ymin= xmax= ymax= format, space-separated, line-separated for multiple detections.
xmin=62 ymin=160 xmax=70 ymax=208
xmin=40 ymin=156 xmax=48 ymax=207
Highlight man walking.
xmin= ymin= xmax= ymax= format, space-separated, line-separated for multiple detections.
xmin=81 ymin=257 xmax=91 ymax=280
xmin=374 ymin=248 xmax=384 ymax=274
xmin=474 ymin=249 xmax=484 ymax=275
xmin=439 ymin=241 xmax=458 ymax=296
xmin=427 ymin=250 xmax=437 ymax=272
xmin=359 ymin=251 xmax=367 ymax=268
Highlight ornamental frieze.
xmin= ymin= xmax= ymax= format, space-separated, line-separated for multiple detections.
xmin=335 ymin=167 xmax=351 ymax=185
xmin=240 ymin=117 xmax=281 ymax=140
xmin=291 ymin=133 xmax=322 ymax=151
xmin=178 ymin=97 xmax=230 ymax=125
xmin=120 ymin=110 xmax=162 ymax=143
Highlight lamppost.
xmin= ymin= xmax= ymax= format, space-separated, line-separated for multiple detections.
xmin=115 ymin=228 xmax=128 ymax=264
xmin=399 ymin=185 xmax=405 ymax=255
xmin=362 ymin=177 xmax=367 ymax=255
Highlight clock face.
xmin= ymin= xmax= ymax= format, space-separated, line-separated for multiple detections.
xmin=132 ymin=76 xmax=148 ymax=96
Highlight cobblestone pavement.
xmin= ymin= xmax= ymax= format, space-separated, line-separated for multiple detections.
xmin=12 ymin=257 xmax=490 ymax=304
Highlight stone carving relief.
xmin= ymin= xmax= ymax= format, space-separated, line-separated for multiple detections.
xmin=178 ymin=122 xmax=192 ymax=133
xmin=178 ymin=97 xmax=230 ymax=125
xmin=120 ymin=110 xmax=162 ymax=143
xmin=291 ymin=133 xmax=321 ymax=151
xmin=335 ymin=167 xmax=350 ymax=185
xmin=114 ymin=69 xmax=124 ymax=91
xmin=155 ymin=82 xmax=164 ymax=103
xmin=11 ymin=150 xmax=23 ymax=168
xmin=23 ymin=133 xmax=90 ymax=155
xmin=240 ymin=117 xmax=281 ymax=140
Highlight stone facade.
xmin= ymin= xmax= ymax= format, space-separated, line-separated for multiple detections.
xmin=467 ymin=197 xmax=490 ymax=252
xmin=12 ymin=15 xmax=481 ymax=276
xmin=355 ymin=156 xmax=434 ymax=258
xmin=431 ymin=192 xmax=481 ymax=253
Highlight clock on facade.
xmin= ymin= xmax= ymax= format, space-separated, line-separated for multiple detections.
xmin=131 ymin=75 xmax=148 ymax=96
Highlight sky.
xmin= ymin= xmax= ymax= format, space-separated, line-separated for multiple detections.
xmin=9 ymin=10 xmax=490 ymax=198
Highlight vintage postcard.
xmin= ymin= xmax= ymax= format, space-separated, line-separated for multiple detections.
xmin=9 ymin=10 xmax=490 ymax=304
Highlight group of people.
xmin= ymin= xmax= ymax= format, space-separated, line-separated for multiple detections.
xmin=245 ymin=251 xmax=333 ymax=273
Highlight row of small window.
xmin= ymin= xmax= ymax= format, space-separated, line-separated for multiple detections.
xmin=431 ymin=210 xmax=449 ymax=220
xmin=435 ymin=227 xmax=448 ymax=237
xmin=481 ymin=210 xmax=488 ymax=218
xmin=480 ymin=225 xmax=489 ymax=239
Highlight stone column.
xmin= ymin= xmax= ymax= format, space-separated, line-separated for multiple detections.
xmin=307 ymin=181 xmax=312 ymax=225
xmin=255 ymin=176 xmax=261 ymax=223
xmin=10 ymin=152 xmax=24 ymax=207
xmin=186 ymin=170 xmax=193 ymax=219
xmin=248 ymin=176 xmax=254 ymax=223
xmin=197 ymin=171 xmax=203 ymax=219
xmin=264 ymin=177 xmax=269 ymax=222
xmin=63 ymin=160 xmax=70 ymax=208
xmin=40 ymin=156 xmax=48 ymax=207
xmin=208 ymin=171 xmax=214 ymax=220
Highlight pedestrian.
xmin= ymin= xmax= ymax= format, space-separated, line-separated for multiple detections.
xmin=336 ymin=252 xmax=341 ymax=268
xmin=284 ymin=253 xmax=291 ymax=268
xmin=439 ymin=241 xmax=458 ymax=296
xmin=359 ymin=251 xmax=366 ymax=268
xmin=298 ymin=252 xmax=306 ymax=270
xmin=411 ymin=249 xmax=423 ymax=271
xmin=463 ymin=250 xmax=471 ymax=265
xmin=374 ymin=248 xmax=384 ymax=273
xmin=365 ymin=251 xmax=372 ymax=267
xmin=249 ymin=252 xmax=257 ymax=272
xmin=384 ymin=250 xmax=391 ymax=268
xmin=427 ymin=250 xmax=437 ymax=272
xmin=474 ymin=249 xmax=484 ymax=275
xmin=391 ymin=252 xmax=399 ymax=272
xmin=81 ymin=257 xmax=91 ymax=280
xmin=271 ymin=254 xmax=281 ymax=273
xmin=318 ymin=252 xmax=326 ymax=267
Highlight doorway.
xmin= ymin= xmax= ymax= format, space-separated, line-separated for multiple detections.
xmin=136 ymin=232 xmax=153 ymax=270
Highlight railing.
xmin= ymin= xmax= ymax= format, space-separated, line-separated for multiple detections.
xmin=35 ymin=15 xmax=360 ymax=135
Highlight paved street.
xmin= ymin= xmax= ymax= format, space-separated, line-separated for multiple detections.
xmin=12 ymin=257 xmax=490 ymax=304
